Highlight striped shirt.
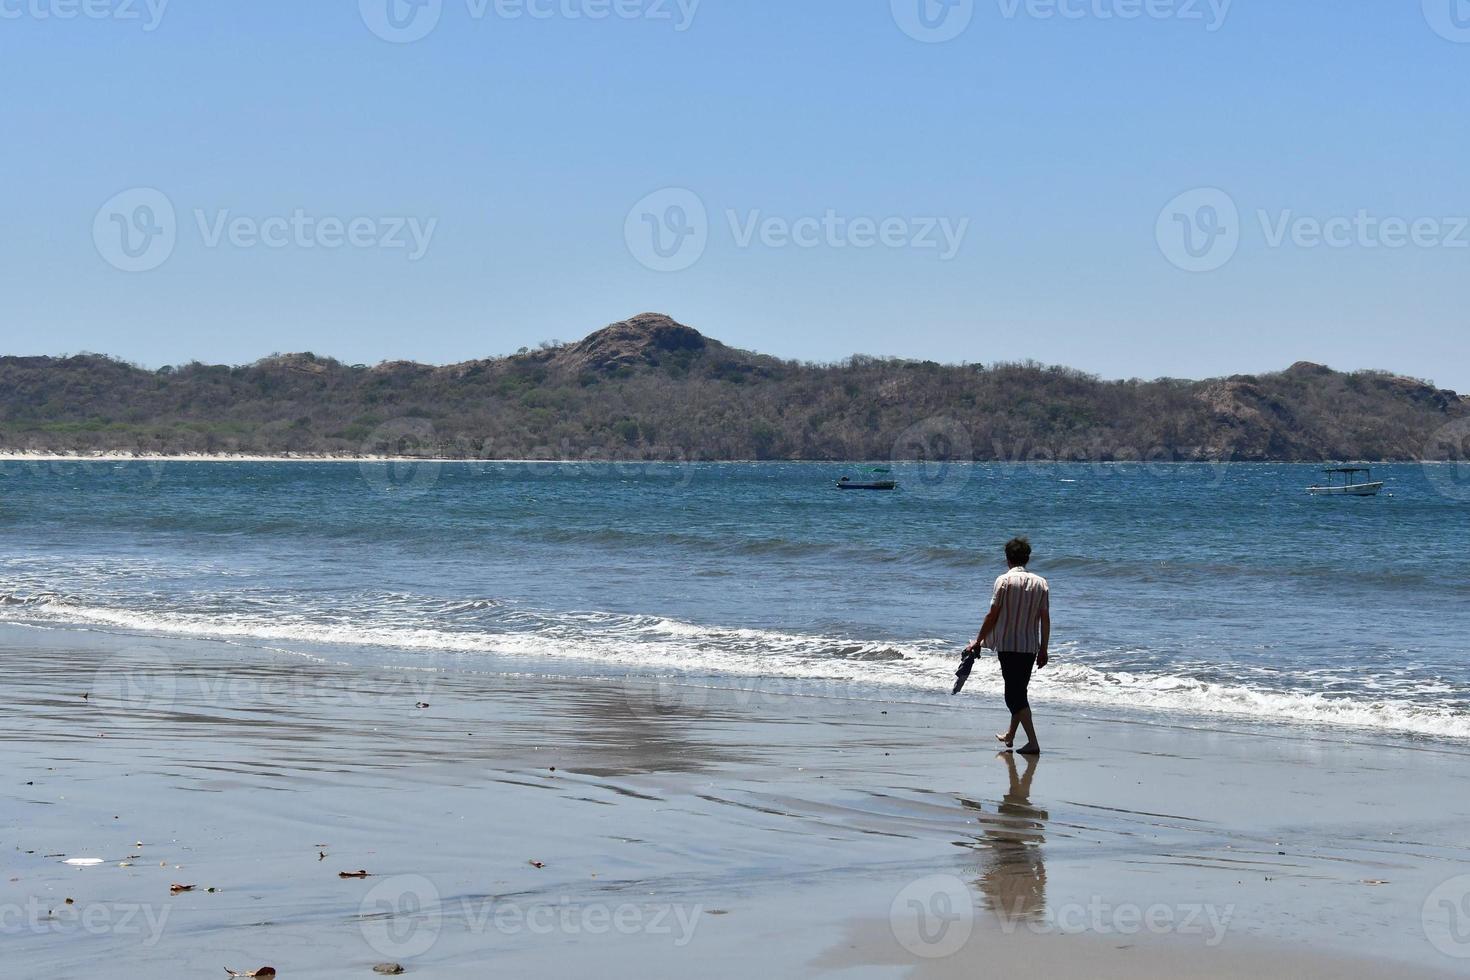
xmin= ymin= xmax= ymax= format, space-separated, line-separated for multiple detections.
xmin=984 ymin=566 xmax=1049 ymax=655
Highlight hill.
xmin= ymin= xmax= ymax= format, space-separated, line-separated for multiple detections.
xmin=1 ymin=313 xmax=1466 ymax=462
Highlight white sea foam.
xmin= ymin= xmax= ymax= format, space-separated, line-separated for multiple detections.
xmin=6 ymin=595 xmax=1469 ymax=741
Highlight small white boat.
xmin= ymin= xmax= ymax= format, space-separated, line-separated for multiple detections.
xmin=1306 ymin=467 xmax=1383 ymax=496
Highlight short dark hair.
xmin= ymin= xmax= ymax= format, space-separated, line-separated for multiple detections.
xmin=1005 ymin=537 xmax=1032 ymax=567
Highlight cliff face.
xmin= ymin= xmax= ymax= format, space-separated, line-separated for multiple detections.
xmin=0 ymin=314 xmax=1465 ymax=461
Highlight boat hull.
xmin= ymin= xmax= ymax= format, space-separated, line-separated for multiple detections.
xmin=1306 ymin=482 xmax=1383 ymax=496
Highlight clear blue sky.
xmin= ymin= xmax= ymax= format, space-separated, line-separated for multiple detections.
xmin=3 ymin=1 xmax=1468 ymax=388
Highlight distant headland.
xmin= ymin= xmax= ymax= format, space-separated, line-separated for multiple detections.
xmin=2 ymin=313 xmax=1465 ymax=462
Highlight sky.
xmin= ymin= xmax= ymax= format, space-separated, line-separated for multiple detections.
xmin=2 ymin=1 xmax=1468 ymax=388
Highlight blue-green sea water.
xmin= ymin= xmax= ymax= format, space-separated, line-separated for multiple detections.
xmin=2 ymin=458 xmax=1467 ymax=739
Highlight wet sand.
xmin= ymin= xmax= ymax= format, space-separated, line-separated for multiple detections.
xmin=3 ymin=624 xmax=1467 ymax=978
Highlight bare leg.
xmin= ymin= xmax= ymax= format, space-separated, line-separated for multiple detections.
xmin=1015 ymin=710 xmax=1040 ymax=754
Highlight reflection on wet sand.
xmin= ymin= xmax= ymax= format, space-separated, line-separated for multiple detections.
xmin=960 ymin=752 xmax=1047 ymax=922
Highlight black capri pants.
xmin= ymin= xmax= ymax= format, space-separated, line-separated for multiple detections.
xmin=998 ymin=652 xmax=1035 ymax=715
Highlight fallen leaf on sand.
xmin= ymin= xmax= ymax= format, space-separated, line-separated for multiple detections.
xmin=224 ymin=968 xmax=277 ymax=978
xmin=339 ymin=870 xmax=373 ymax=879
xmin=1362 ymin=879 xmax=1391 ymax=886
xmin=373 ymin=965 xmax=405 ymax=975
xmin=171 ymin=884 xmax=195 ymax=894
xmin=528 ymin=860 xmax=545 ymax=869
xmin=318 ymin=851 xmax=327 ymax=861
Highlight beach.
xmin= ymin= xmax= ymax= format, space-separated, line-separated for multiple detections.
xmin=5 ymin=624 xmax=1467 ymax=978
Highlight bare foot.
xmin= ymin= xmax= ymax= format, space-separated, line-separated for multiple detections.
xmin=1017 ymin=743 xmax=1041 ymax=755
xmin=995 ymin=733 xmax=1014 ymax=749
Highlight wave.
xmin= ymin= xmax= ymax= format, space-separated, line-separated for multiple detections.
xmin=4 ymin=593 xmax=1468 ymax=741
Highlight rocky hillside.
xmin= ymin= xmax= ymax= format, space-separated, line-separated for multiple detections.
xmin=1 ymin=313 xmax=1465 ymax=461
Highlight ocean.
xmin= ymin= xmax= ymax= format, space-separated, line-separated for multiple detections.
xmin=2 ymin=457 xmax=1467 ymax=740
